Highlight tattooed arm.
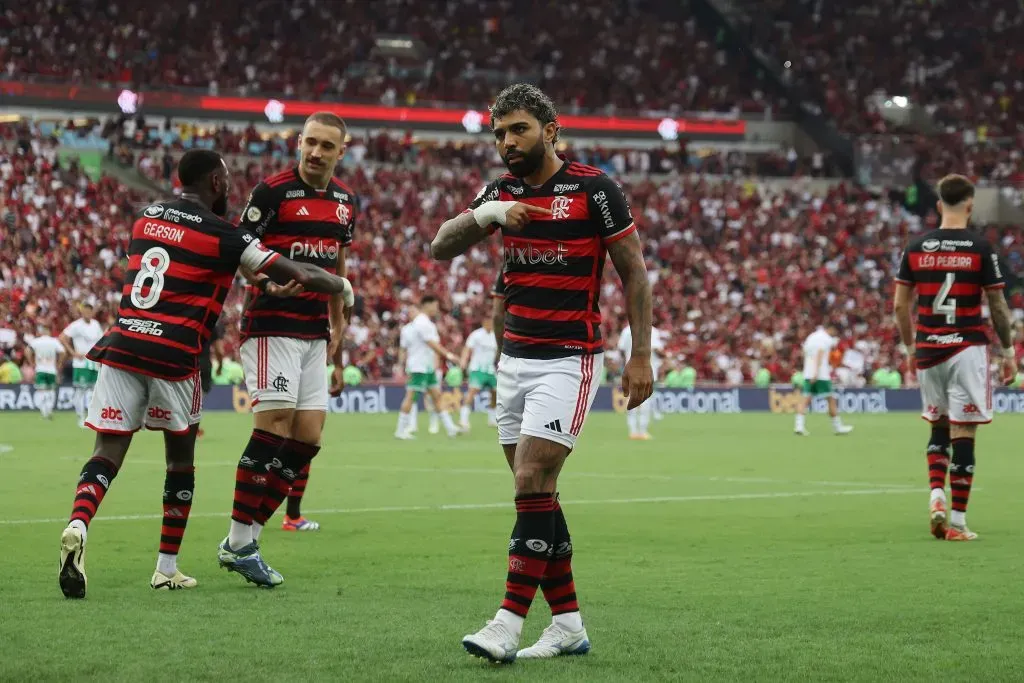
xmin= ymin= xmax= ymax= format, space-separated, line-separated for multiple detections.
xmin=607 ymin=231 xmax=654 ymax=408
xmin=892 ymin=283 xmax=916 ymax=350
xmin=987 ymin=288 xmax=1015 ymax=349
xmin=430 ymin=212 xmax=495 ymax=261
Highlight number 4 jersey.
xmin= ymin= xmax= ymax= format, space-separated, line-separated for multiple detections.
xmin=896 ymin=228 xmax=1006 ymax=369
xmin=88 ymin=199 xmax=280 ymax=380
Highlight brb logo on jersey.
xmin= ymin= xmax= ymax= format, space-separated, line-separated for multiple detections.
xmin=289 ymin=240 xmax=339 ymax=261
xmin=504 ymin=239 xmax=568 ymax=266
xmin=550 ymin=196 xmax=573 ymax=220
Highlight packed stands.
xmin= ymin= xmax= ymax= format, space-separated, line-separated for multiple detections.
xmin=0 ymin=0 xmax=772 ymax=116
xmin=4 ymin=122 xmax=1023 ymax=387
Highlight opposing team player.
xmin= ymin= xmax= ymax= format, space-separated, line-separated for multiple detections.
xmin=26 ymin=326 xmax=65 ymax=420
xmin=57 ymin=150 xmax=355 ymax=599
xmin=220 ymin=111 xmax=357 ymax=565
xmin=394 ymin=295 xmax=460 ymax=439
xmin=431 ymin=83 xmax=653 ymax=662
xmin=459 ymin=314 xmax=499 ymax=430
xmin=894 ymin=174 xmax=1015 ymax=542
xmin=794 ymin=324 xmax=854 ymax=436
xmin=618 ymin=324 xmax=665 ymax=440
xmin=60 ymin=303 xmax=104 ymax=427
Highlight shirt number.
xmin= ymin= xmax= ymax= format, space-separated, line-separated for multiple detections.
xmin=934 ymin=273 xmax=957 ymax=325
xmin=131 ymin=247 xmax=171 ymax=310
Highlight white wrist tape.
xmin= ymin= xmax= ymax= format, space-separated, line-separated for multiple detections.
xmin=1001 ymin=346 xmax=1015 ymax=360
xmin=472 ymin=200 xmax=518 ymax=228
xmin=340 ymin=277 xmax=354 ymax=307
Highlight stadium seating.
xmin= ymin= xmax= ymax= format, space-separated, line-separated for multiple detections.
xmin=0 ymin=0 xmax=771 ymax=116
xmin=4 ymin=122 xmax=1023 ymax=387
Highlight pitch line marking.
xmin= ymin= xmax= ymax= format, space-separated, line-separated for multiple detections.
xmin=103 ymin=459 xmax=917 ymax=490
xmin=0 ymin=488 xmax=921 ymax=526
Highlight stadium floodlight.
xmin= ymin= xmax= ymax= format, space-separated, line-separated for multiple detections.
xmin=264 ymin=99 xmax=285 ymax=123
xmin=117 ymin=89 xmax=138 ymax=115
xmin=462 ymin=110 xmax=483 ymax=134
xmin=657 ymin=118 xmax=679 ymax=141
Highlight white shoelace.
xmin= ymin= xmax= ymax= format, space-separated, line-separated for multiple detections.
xmin=478 ymin=620 xmax=514 ymax=642
xmin=535 ymin=623 xmax=570 ymax=647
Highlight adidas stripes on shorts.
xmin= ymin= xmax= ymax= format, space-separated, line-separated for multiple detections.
xmin=495 ymin=352 xmax=604 ymax=450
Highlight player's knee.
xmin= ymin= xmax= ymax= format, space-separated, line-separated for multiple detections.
xmin=513 ymin=465 xmax=549 ymax=494
xmin=290 ymin=412 xmax=325 ymax=445
xmin=253 ymin=407 xmax=294 ymax=438
xmin=92 ymin=434 xmax=131 ymax=467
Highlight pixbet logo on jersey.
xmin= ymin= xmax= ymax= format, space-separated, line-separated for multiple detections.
xmin=504 ymin=239 xmax=568 ymax=266
xmin=289 ymin=240 xmax=339 ymax=260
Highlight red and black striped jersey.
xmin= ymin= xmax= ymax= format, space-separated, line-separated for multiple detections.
xmin=239 ymin=167 xmax=357 ymax=341
xmin=467 ymin=160 xmax=637 ymax=360
xmin=88 ymin=199 xmax=278 ymax=380
xmin=896 ymin=228 xmax=1006 ymax=369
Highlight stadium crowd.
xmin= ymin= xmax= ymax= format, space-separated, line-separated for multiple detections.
xmin=4 ymin=122 xmax=1024 ymax=389
xmin=1 ymin=0 xmax=770 ymax=116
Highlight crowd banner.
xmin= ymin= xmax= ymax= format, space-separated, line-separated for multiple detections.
xmin=4 ymin=384 xmax=1024 ymax=415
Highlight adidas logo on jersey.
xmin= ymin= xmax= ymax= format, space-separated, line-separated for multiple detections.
xmin=544 ymin=420 xmax=563 ymax=433
xmin=297 ymin=206 xmax=310 ymax=216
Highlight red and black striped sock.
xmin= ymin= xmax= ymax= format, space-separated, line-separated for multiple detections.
xmin=950 ymin=437 xmax=976 ymax=521
xmin=927 ymin=425 xmax=951 ymax=490
xmin=254 ymin=440 xmax=320 ymax=525
xmin=69 ymin=456 xmax=119 ymax=528
xmin=541 ymin=497 xmax=579 ymax=616
xmin=231 ymin=429 xmax=284 ymax=525
xmin=159 ymin=466 xmax=194 ymax=556
xmin=285 ymin=462 xmax=311 ymax=519
xmin=500 ymin=493 xmax=556 ymax=618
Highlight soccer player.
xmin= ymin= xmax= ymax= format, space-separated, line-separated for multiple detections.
xmin=893 ymin=174 xmax=1015 ymax=542
xmin=57 ymin=150 xmax=355 ymax=599
xmin=431 ymin=83 xmax=653 ymax=662
xmin=26 ymin=326 xmax=65 ymax=420
xmin=394 ymin=295 xmax=460 ymax=438
xmin=60 ymin=303 xmax=104 ymax=428
xmin=619 ymin=325 xmax=664 ymax=440
xmin=794 ymin=324 xmax=854 ymax=436
xmin=221 ymin=111 xmax=357 ymax=562
xmin=459 ymin=315 xmax=499 ymax=430
xmin=195 ymin=319 xmax=226 ymax=439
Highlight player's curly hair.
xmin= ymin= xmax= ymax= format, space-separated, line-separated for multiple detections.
xmin=490 ymin=83 xmax=560 ymax=143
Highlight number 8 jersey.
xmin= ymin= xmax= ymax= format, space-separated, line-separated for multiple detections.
xmin=88 ymin=199 xmax=279 ymax=380
xmin=896 ymin=228 xmax=1006 ymax=369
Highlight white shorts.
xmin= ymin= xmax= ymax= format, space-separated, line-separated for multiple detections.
xmin=85 ymin=365 xmax=202 ymax=435
xmin=496 ymin=352 xmax=603 ymax=450
xmin=241 ymin=337 xmax=328 ymax=412
xmin=918 ymin=345 xmax=992 ymax=425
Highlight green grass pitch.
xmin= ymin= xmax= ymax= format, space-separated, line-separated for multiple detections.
xmin=1 ymin=411 xmax=1022 ymax=682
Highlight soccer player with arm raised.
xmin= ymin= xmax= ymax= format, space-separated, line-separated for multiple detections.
xmin=431 ymin=84 xmax=653 ymax=663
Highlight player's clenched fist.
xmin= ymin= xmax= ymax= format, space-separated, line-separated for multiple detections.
xmin=622 ymin=356 xmax=654 ymax=410
xmin=472 ymin=200 xmax=552 ymax=231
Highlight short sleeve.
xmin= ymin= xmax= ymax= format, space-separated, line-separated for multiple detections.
xmin=895 ymin=249 xmax=914 ymax=285
xmin=62 ymin=320 xmax=78 ymax=337
xmin=239 ymin=183 xmax=277 ymax=237
xmin=338 ymin=195 xmax=356 ymax=248
xmin=222 ymin=226 xmax=279 ymax=274
xmin=981 ymin=241 xmax=1006 ymax=290
xmin=464 ymin=180 xmax=501 ymax=214
xmin=587 ymin=175 xmax=636 ymax=244
xmin=417 ymin=317 xmax=440 ymax=344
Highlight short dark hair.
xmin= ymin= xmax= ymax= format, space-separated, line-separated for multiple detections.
xmin=177 ymin=150 xmax=223 ymax=187
xmin=420 ymin=294 xmax=438 ymax=306
xmin=937 ymin=174 xmax=975 ymax=206
xmin=305 ymin=111 xmax=347 ymax=138
xmin=490 ymin=83 xmax=560 ymax=142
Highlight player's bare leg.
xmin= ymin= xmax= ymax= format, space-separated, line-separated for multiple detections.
xmin=488 ymin=390 xmax=498 ymax=427
xmin=427 ymin=387 xmax=459 ymax=437
xmin=460 ymin=387 xmax=480 ymax=431
xmin=278 ymin=409 xmax=325 ymax=532
xmin=152 ymin=426 xmax=199 ymax=590
xmin=946 ymin=423 xmax=979 ymax=540
xmin=396 ymin=389 xmax=418 ymax=439
xmin=425 ymin=392 xmax=441 ymax=434
xmin=794 ymin=393 xmax=810 ymax=435
xmin=925 ymin=416 xmax=951 ymax=539
xmin=826 ymin=396 xmax=853 ymax=435
xmin=59 ymin=433 xmax=131 ymax=599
